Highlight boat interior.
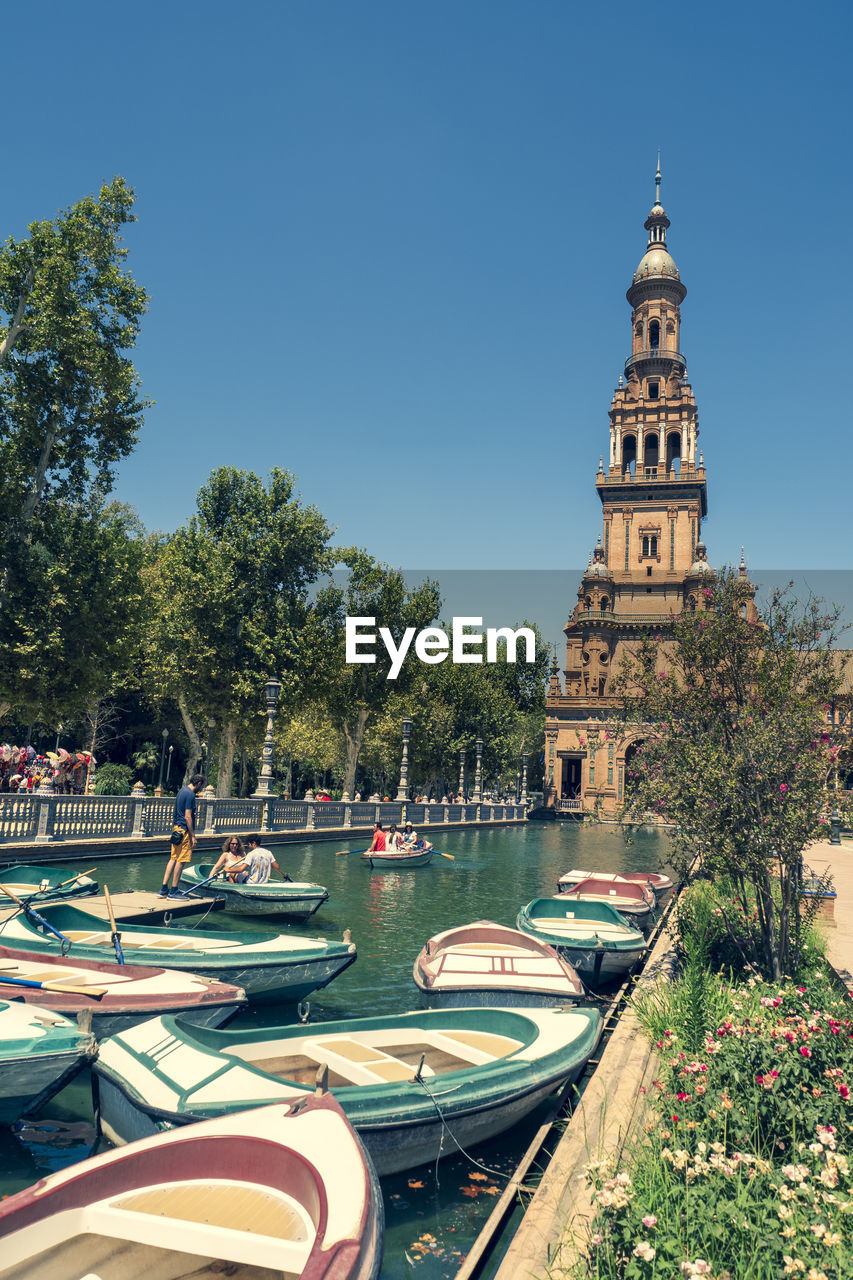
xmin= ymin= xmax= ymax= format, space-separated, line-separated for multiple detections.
xmin=0 ymin=1179 xmax=320 ymax=1280
xmin=224 ymin=1026 xmax=526 ymax=1087
xmin=0 ymin=960 xmax=118 ymax=989
xmin=529 ymin=916 xmax=638 ymax=942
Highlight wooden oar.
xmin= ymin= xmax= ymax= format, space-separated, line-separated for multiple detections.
xmin=49 ymin=867 xmax=97 ymax=894
xmin=0 ymin=882 xmax=73 ymax=951
xmin=435 ymin=851 xmax=455 ymax=860
xmin=103 ymin=886 xmax=124 ymax=965
xmin=0 ymin=972 xmax=107 ymax=999
xmin=335 ymin=849 xmax=368 ymax=857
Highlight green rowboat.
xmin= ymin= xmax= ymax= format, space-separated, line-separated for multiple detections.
xmin=179 ymin=864 xmax=329 ymax=920
xmin=0 ymin=903 xmax=357 ymax=1005
xmin=94 ymin=1004 xmax=602 ymax=1176
xmin=516 ymin=898 xmax=647 ymax=983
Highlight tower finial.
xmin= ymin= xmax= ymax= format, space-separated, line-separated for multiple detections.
xmin=655 ymin=151 xmax=661 ymax=205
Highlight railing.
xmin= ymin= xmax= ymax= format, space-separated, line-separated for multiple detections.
xmin=624 ymin=348 xmax=686 ymax=373
xmin=601 ymin=466 xmax=702 ymax=483
xmin=573 ymin=611 xmax=679 ymax=626
xmin=0 ymin=793 xmax=526 ymax=846
xmin=558 ymin=798 xmax=583 ymax=812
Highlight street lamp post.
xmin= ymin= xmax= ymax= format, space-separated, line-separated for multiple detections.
xmin=473 ymin=736 xmax=483 ymax=802
xmin=252 ymin=677 xmax=283 ymax=798
xmin=156 ymin=728 xmax=169 ymax=796
xmin=520 ymin=752 xmax=529 ymax=807
xmin=397 ymin=716 xmax=412 ymax=801
xmin=458 ymin=750 xmax=466 ymax=802
xmin=166 ymin=744 xmax=174 ymax=788
xmin=200 ymin=741 xmax=208 ymax=776
xmin=207 ymin=718 xmax=216 ymax=792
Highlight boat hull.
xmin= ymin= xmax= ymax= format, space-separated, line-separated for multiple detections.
xmin=180 ymin=865 xmax=330 ymax=920
xmin=0 ymin=1002 xmax=96 ymax=1124
xmin=517 ymin=899 xmax=647 ymax=986
xmin=0 ymin=904 xmax=358 ymax=1005
xmin=361 ymin=849 xmax=432 ymax=869
xmin=413 ymin=920 xmax=585 ymax=1007
xmin=0 ymin=863 xmax=97 ymax=903
xmin=93 ymin=1005 xmax=602 ymax=1176
xmin=0 ymin=1097 xmax=384 ymax=1280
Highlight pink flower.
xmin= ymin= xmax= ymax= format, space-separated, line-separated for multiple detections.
xmin=642 ymin=1215 xmax=658 ymax=1229
xmin=780 ymin=783 xmax=789 ymax=794
xmin=800 ymin=1046 xmax=812 ymax=1058
xmin=838 ymin=1084 xmax=850 ymax=1100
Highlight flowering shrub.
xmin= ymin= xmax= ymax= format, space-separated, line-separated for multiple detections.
xmin=578 ymin=967 xmax=853 ymax=1279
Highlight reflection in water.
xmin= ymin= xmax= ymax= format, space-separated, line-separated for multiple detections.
xmin=2 ymin=820 xmax=669 ymax=1277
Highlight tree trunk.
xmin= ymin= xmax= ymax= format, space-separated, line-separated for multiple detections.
xmin=217 ymin=720 xmax=239 ymax=797
xmin=0 ymin=267 xmax=34 ymax=372
xmin=178 ymin=694 xmax=202 ymax=782
xmin=0 ymin=701 xmax=10 ymax=721
xmin=342 ymin=708 xmax=370 ymax=797
xmin=239 ymin=751 xmax=248 ymax=797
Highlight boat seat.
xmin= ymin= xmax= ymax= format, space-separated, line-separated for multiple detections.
xmin=436 ymin=1030 xmax=523 ymax=1060
xmin=112 ymin=1181 xmax=312 ymax=1241
xmin=62 ymin=931 xmax=108 ymax=943
xmin=308 ymin=1037 xmax=429 ymax=1084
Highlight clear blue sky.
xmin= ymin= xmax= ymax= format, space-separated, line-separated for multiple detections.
xmin=3 ymin=1 xmax=851 ymax=572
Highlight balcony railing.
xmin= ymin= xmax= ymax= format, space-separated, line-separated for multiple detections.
xmin=600 ymin=466 xmax=702 ymax=483
xmin=572 ymin=611 xmax=679 ymax=627
xmin=624 ymin=348 xmax=686 ymax=374
xmin=557 ymin=799 xmax=583 ymax=812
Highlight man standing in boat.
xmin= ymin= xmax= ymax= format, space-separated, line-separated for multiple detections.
xmin=159 ymin=774 xmax=206 ymax=898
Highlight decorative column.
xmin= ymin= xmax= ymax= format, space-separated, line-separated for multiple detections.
xmin=520 ymin=751 xmax=529 ymax=808
xmin=34 ymin=774 xmax=56 ymax=844
xmin=131 ymin=780 xmax=147 ymax=838
xmin=252 ymin=677 xmax=282 ymax=798
xmin=396 ymin=716 xmax=412 ymax=800
xmin=473 ymin=736 xmax=483 ymax=803
xmin=457 ymin=750 xmax=466 ymax=801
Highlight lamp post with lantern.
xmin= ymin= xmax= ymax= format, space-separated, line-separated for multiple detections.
xmin=253 ymin=677 xmax=282 ymax=798
xmin=520 ymin=751 xmax=529 ymax=807
xmin=473 ymin=736 xmax=483 ymax=802
xmin=396 ymin=716 xmax=412 ymax=801
xmin=156 ymin=728 xmax=169 ymax=796
xmin=457 ymin=750 xmax=466 ymax=802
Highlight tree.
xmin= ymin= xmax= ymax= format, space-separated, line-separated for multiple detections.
xmin=305 ymin=553 xmax=442 ymax=798
xmin=0 ymin=498 xmax=147 ymax=724
xmin=0 ymin=177 xmax=149 ymax=598
xmin=615 ymin=570 xmax=843 ymax=979
xmin=145 ymin=467 xmax=334 ymax=793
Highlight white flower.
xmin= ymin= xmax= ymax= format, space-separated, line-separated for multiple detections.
xmin=633 ymin=1241 xmax=656 ymax=1262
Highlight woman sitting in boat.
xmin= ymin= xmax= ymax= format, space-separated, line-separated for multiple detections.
xmin=211 ymin=837 xmax=249 ymax=883
xmin=386 ymin=824 xmax=402 ymax=850
xmin=401 ymin=822 xmax=418 ymax=847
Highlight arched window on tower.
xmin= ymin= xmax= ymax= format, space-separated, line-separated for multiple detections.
xmin=600 ymin=596 xmax=609 ymax=613
xmin=622 ymin=434 xmax=637 ymax=477
xmin=644 ymin=432 xmax=659 ymax=474
xmin=666 ymin=431 xmax=681 ymax=473
xmin=649 ymin=319 xmax=660 ymax=350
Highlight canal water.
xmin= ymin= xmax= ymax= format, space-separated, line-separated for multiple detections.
xmin=0 ymin=819 xmax=670 ymax=1279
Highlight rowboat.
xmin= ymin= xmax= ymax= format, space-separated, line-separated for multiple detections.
xmin=93 ymin=1004 xmax=603 ymax=1175
xmin=0 ymin=863 xmax=97 ymax=903
xmin=0 ymin=1000 xmax=96 ymax=1124
xmin=0 ymin=903 xmax=357 ymax=1005
xmin=413 ymin=920 xmax=585 ymax=1007
xmin=557 ymin=868 xmax=674 ymax=905
xmin=0 ymin=946 xmax=246 ymax=1036
xmin=0 ymin=1096 xmax=383 ymax=1280
xmin=554 ymin=875 xmax=654 ymax=922
xmin=516 ymin=898 xmax=647 ymax=983
xmin=360 ymin=844 xmax=433 ymax=869
xmin=180 ymin=863 xmax=330 ymax=920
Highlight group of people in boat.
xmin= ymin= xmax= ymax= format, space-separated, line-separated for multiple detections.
xmin=367 ymin=821 xmax=429 ymax=853
xmin=210 ymin=834 xmax=290 ymax=884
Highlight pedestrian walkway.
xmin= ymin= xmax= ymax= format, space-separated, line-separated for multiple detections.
xmin=804 ymin=835 xmax=853 ymax=989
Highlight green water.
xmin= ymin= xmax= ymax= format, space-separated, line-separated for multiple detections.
xmin=0 ymin=819 xmax=670 ymax=1278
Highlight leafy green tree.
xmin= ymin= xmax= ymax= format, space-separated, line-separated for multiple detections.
xmin=615 ymin=570 xmax=843 ymax=979
xmin=304 ymin=553 xmax=442 ymax=797
xmin=276 ymin=702 xmax=345 ymax=797
xmin=0 ymin=498 xmax=146 ymax=724
xmin=145 ymin=467 xmax=334 ymax=793
xmin=0 ymin=177 xmax=148 ymax=597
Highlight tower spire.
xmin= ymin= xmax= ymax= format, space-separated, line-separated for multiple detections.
xmin=655 ymin=151 xmax=661 ymax=206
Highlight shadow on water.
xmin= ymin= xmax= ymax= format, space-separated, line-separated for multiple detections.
xmin=1 ymin=820 xmax=670 ymax=1278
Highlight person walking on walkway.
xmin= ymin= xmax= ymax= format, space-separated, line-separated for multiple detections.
xmin=159 ymin=774 xmax=206 ymax=897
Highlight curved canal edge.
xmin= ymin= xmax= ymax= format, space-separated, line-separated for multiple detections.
xmin=488 ymin=908 xmax=679 ymax=1280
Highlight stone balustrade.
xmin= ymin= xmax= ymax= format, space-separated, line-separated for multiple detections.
xmin=0 ymin=793 xmax=526 ymax=846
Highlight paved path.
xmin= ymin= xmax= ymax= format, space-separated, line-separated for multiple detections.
xmin=804 ymin=835 xmax=853 ymax=989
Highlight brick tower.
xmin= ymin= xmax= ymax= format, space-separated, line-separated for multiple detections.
xmin=545 ymin=165 xmax=751 ymax=817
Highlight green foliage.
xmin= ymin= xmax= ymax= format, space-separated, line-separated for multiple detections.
xmin=92 ymin=763 xmax=134 ymax=795
xmin=0 ymin=498 xmax=146 ymax=721
xmin=616 ymin=572 xmax=843 ymax=979
xmin=580 ymin=965 xmax=853 ymax=1279
xmin=0 ymin=176 xmax=149 ymax=539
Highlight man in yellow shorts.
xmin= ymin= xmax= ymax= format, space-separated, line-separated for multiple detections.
xmin=159 ymin=773 xmax=206 ymax=898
